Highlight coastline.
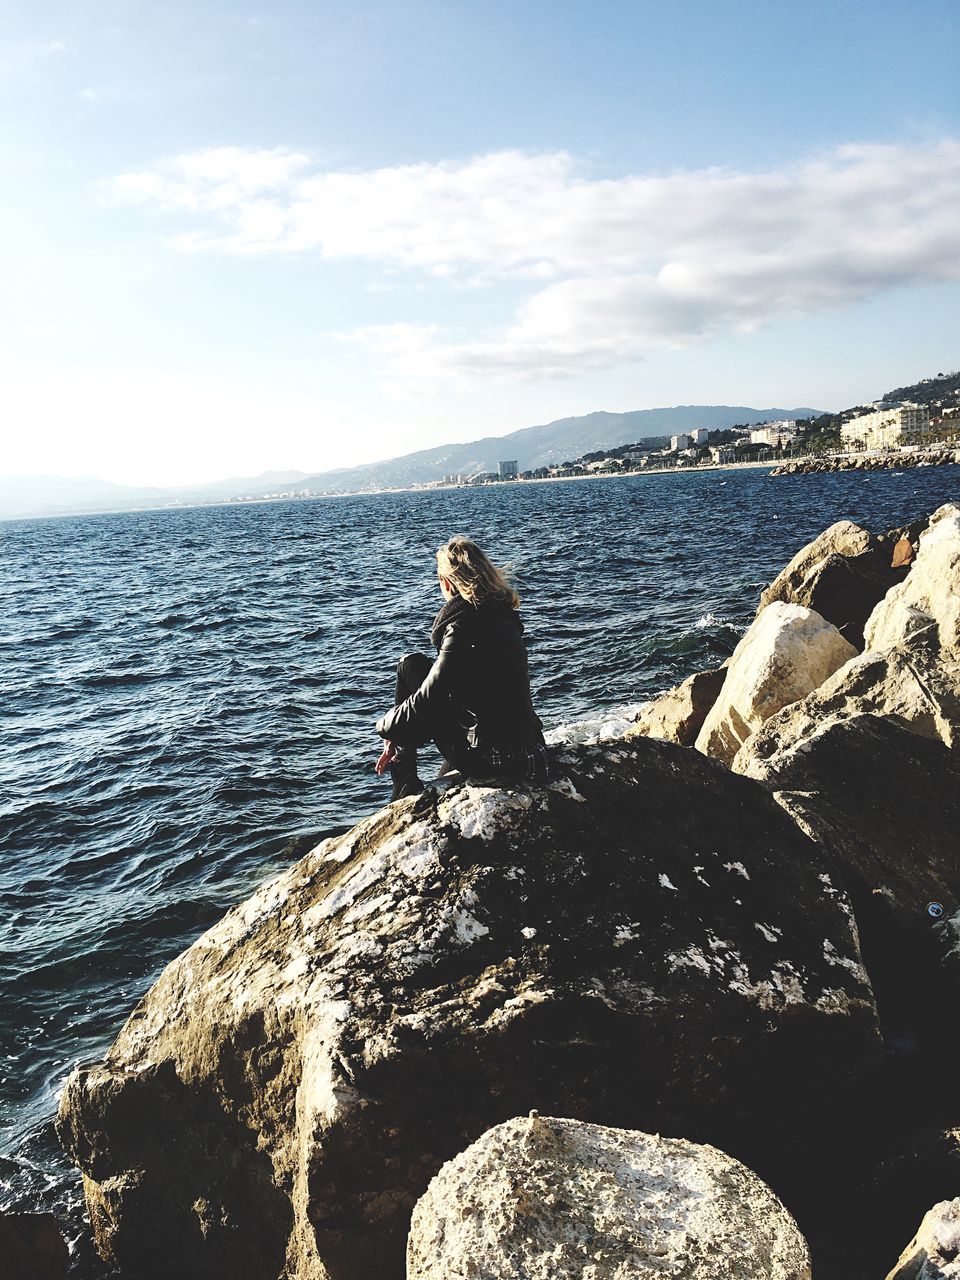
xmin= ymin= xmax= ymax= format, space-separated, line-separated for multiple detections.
xmin=6 ymin=450 xmax=958 ymax=525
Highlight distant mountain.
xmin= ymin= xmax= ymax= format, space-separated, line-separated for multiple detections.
xmin=1 ymin=406 xmax=823 ymax=520
xmin=299 ymin=405 xmax=824 ymax=493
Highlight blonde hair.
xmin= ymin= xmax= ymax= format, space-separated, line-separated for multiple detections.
xmin=436 ymin=536 xmax=520 ymax=609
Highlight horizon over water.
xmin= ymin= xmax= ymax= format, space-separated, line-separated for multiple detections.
xmin=2 ymin=464 xmax=959 ymax=1273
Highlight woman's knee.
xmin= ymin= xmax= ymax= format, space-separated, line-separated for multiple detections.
xmin=395 ymin=652 xmax=432 ymax=700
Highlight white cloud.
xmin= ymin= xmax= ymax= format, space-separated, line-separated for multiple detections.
xmin=104 ymin=139 xmax=960 ymax=379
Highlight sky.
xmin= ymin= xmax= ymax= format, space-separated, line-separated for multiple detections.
xmin=1 ymin=0 xmax=958 ymax=487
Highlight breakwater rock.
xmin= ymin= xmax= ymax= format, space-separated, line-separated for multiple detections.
xmin=58 ymin=740 xmax=878 ymax=1280
xmin=771 ymin=448 xmax=960 ymax=476
xmin=407 ymin=1115 xmax=812 ymax=1280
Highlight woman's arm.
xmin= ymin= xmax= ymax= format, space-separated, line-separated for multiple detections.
xmin=376 ymin=620 xmax=468 ymax=747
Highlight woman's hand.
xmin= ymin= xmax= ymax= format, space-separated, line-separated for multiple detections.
xmin=375 ymin=740 xmax=398 ymax=776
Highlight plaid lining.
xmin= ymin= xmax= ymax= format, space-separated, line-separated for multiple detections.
xmin=478 ymin=742 xmax=551 ymax=783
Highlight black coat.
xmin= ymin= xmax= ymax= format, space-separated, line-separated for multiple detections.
xmin=376 ymin=596 xmax=543 ymax=752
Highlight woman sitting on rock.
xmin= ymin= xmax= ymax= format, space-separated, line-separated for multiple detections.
xmin=375 ymin=535 xmax=549 ymax=799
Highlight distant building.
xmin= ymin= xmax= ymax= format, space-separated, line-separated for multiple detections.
xmin=670 ymin=433 xmax=693 ymax=451
xmin=498 ymin=460 xmax=519 ymax=479
xmin=840 ymin=403 xmax=929 ymax=451
xmin=690 ymin=428 xmax=710 ymax=445
xmin=710 ymin=445 xmax=736 ymax=464
xmin=750 ymin=421 xmax=798 ymax=448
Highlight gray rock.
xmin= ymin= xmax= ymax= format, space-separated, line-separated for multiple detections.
xmin=624 ymin=665 xmax=726 ymax=746
xmin=886 ymin=1198 xmax=960 ymax=1279
xmin=0 ymin=1212 xmax=69 ymax=1280
xmin=736 ymin=714 xmax=960 ymax=1046
xmin=407 ymin=1115 xmax=812 ymax=1280
xmin=57 ymin=740 xmax=879 ymax=1280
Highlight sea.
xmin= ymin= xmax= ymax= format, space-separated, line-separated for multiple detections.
xmin=2 ymin=463 xmax=958 ymax=1272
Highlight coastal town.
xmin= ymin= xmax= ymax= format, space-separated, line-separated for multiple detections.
xmin=432 ymin=377 xmax=960 ymax=488
xmin=222 ymin=370 xmax=960 ymax=505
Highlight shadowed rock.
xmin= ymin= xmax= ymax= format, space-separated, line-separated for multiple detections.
xmin=407 ymin=1115 xmax=812 ymax=1280
xmin=0 ymin=1212 xmax=69 ymax=1280
xmin=57 ymin=740 xmax=880 ymax=1280
xmin=735 ymin=714 xmax=960 ymax=1049
xmin=757 ymin=518 xmax=926 ymax=649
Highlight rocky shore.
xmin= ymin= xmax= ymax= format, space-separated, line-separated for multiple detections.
xmin=56 ymin=504 xmax=960 ymax=1279
xmin=770 ymin=447 xmax=960 ymax=476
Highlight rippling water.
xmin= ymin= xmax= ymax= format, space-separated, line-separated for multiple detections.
xmin=2 ymin=464 xmax=958 ymax=1270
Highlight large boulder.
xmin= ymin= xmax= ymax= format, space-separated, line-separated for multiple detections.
xmin=624 ymin=665 xmax=727 ymax=746
xmin=57 ymin=740 xmax=880 ymax=1280
xmin=695 ymin=603 xmax=857 ymax=766
xmin=734 ymin=714 xmax=960 ymax=1047
xmin=758 ymin=519 xmax=907 ymax=650
xmin=733 ymin=636 xmax=960 ymax=772
xmin=866 ymin=504 xmax=960 ymax=654
xmin=759 ymin=521 xmax=874 ymax=606
xmin=763 ymin=648 xmax=960 ymax=762
xmin=0 ymin=1212 xmax=69 ymax=1280
xmin=407 ymin=1114 xmax=812 ymax=1280
xmin=885 ymin=1198 xmax=960 ymax=1279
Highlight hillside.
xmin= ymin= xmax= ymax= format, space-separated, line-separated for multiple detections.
xmin=1 ymin=406 xmax=822 ymax=519
xmin=299 ymin=405 xmax=823 ymax=494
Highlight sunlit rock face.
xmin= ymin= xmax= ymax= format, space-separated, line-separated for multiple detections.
xmin=695 ymin=602 xmax=857 ymax=766
xmin=624 ymin=665 xmax=727 ymax=746
xmin=407 ymin=1115 xmax=812 ymax=1280
xmin=58 ymin=739 xmax=879 ymax=1280
xmin=865 ymin=504 xmax=960 ymax=654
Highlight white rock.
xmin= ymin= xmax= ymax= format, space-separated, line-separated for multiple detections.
xmin=866 ymin=504 xmax=960 ymax=653
xmin=695 ymin=602 xmax=858 ymax=766
xmin=885 ymin=1196 xmax=960 ymax=1279
xmin=407 ymin=1114 xmax=812 ymax=1280
xmin=733 ymin=642 xmax=960 ymax=776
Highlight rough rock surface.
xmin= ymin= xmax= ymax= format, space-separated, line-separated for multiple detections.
xmin=866 ymin=504 xmax=960 ymax=653
xmin=886 ymin=1198 xmax=960 ymax=1279
xmin=695 ymin=602 xmax=857 ymax=766
xmin=57 ymin=740 xmax=880 ymax=1280
xmin=759 ymin=521 xmax=874 ymax=607
xmin=624 ymin=666 xmax=726 ymax=746
xmin=733 ymin=634 xmax=960 ymax=773
xmin=0 ymin=1211 xmax=70 ymax=1280
xmin=757 ymin=519 xmax=903 ymax=648
xmin=731 ymin=715 xmax=960 ymax=1047
xmin=407 ymin=1115 xmax=812 ymax=1280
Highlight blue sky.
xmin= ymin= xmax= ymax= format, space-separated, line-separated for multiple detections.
xmin=2 ymin=0 xmax=958 ymax=485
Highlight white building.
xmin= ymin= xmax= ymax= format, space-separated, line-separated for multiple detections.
xmin=840 ymin=403 xmax=929 ymax=451
xmin=671 ymin=433 xmax=693 ymax=451
xmin=750 ymin=420 xmax=798 ymax=448
xmin=690 ymin=428 xmax=710 ymax=445
xmin=710 ymin=445 xmax=736 ymax=464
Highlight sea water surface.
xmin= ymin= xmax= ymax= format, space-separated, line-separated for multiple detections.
xmin=2 ymin=464 xmax=959 ymax=1271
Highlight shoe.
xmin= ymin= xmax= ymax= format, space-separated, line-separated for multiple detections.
xmin=393 ymin=777 xmax=425 ymax=801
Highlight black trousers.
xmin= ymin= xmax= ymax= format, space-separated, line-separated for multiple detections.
xmin=390 ymin=652 xmax=471 ymax=788
xmin=389 ymin=652 xmax=550 ymax=795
